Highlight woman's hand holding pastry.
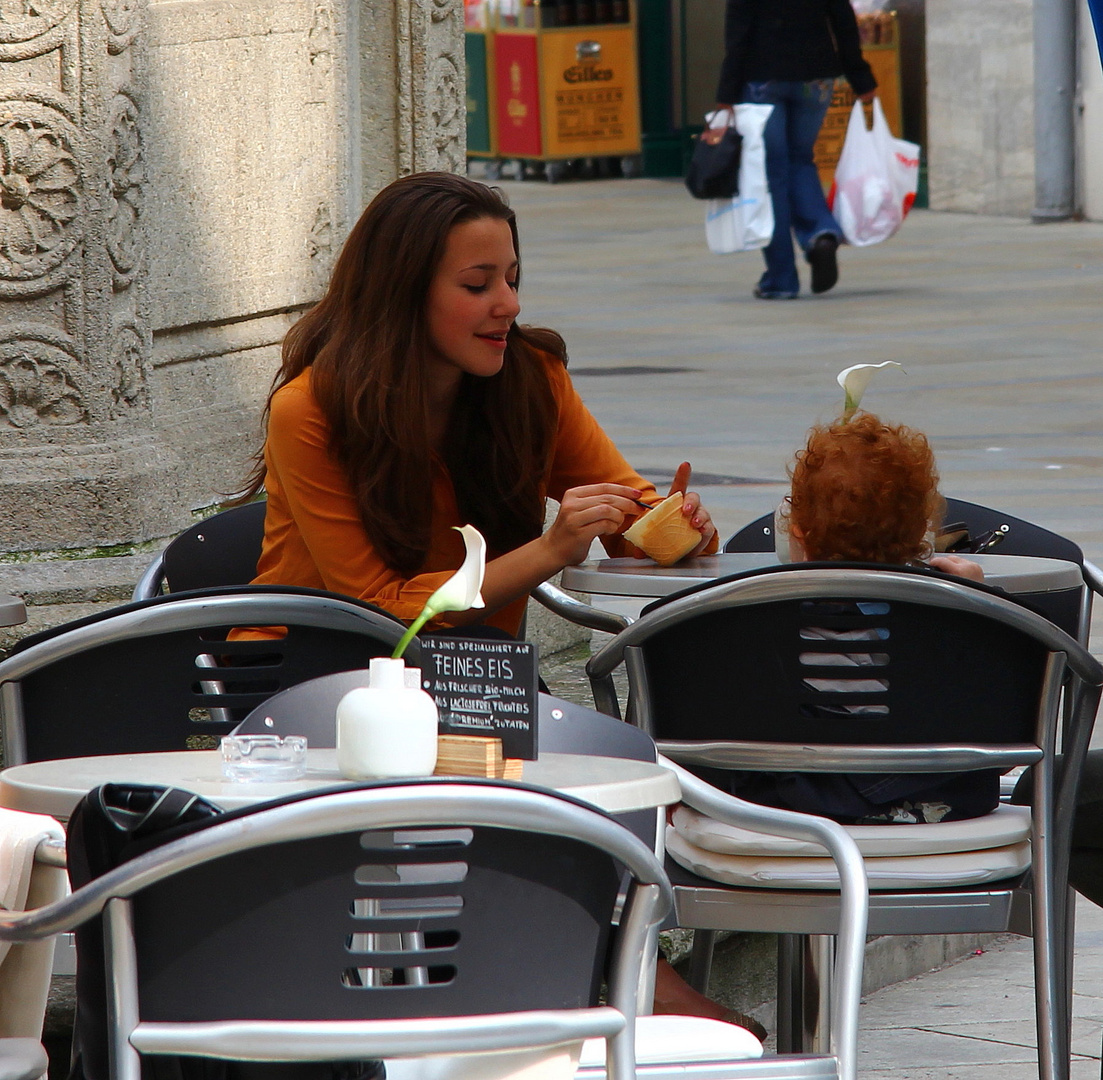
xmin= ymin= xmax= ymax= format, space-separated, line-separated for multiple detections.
xmin=670 ymin=462 xmax=718 ymax=556
xmin=544 ymin=484 xmax=643 ymax=566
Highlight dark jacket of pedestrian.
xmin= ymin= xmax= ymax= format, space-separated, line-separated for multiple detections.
xmin=716 ymin=0 xmax=877 ymax=105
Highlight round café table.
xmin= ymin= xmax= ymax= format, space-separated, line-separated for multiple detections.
xmin=560 ymin=551 xmax=1083 ymax=600
xmin=0 ymin=748 xmax=682 ymax=820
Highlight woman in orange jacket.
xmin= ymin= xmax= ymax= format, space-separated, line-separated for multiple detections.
xmin=237 ymin=171 xmax=752 ymax=1032
xmin=239 ymin=172 xmax=716 ymax=636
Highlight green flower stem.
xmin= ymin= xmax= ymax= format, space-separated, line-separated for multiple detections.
xmin=392 ymin=610 xmax=433 ymax=660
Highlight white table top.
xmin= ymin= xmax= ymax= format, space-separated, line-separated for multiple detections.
xmin=560 ymin=551 xmax=1083 ymax=599
xmin=0 ymin=748 xmax=682 ymax=821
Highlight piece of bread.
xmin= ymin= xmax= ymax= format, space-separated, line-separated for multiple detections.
xmin=623 ymin=492 xmax=701 ymax=566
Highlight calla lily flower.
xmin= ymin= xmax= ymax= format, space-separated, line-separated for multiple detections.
xmin=392 ymin=525 xmax=487 ymax=659
xmin=837 ymin=361 xmax=904 ymax=418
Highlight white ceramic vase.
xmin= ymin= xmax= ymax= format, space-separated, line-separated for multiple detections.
xmin=336 ymin=657 xmax=439 ymax=779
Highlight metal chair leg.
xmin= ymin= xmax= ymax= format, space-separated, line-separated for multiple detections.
xmin=686 ymin=929 xmax=717 ymax=993
xmin=776 ymin=933 xmax=803 ymax=1054
xmin=808 ymin=934 xmax=835 ymax=1057
xmin=775 ymin=933 xmax=830 ymax=1055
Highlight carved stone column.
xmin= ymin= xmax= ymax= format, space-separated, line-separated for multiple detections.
xmin=0 ymin=0 xmax=464 ymax=555
xmin=0 ymin=0 xmax=152 ymax=549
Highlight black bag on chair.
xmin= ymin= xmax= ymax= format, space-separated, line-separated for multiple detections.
xmin=66 ymin=783 xmax=385 ymax=1080
xmin=684 ymin=128 xmax=742 ymax=199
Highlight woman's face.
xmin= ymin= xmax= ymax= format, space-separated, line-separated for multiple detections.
xmin=424 ymin=216 xmax=520 ymax=394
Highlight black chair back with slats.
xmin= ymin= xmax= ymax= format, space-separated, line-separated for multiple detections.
xmin=133 ymin=817 xmax=619 ymax=1021
xmin=1 ymin=587 xmax=413 ymax=764
xmin=52 ymin=781 xmax=671 ymax=1080
xmin=724 ymin=498 xmax=1085 ymax=564
xmin=634 ymin=564 xmax=1048 ymax=748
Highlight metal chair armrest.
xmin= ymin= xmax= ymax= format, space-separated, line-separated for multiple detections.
xmin=661 ymin=757 xmax=867 ymax=1080
xmin=132 ymin=553 xmax=166 ymax=602
xmin=1082 ymin=560 xmax=1103 ymax=599
xmin=33 ymin=837 xmax=66 ymax=868
xmin=532 ymin=582 xmax=630 ymax=634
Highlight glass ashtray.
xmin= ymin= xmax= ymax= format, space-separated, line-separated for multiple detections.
xmin=220 ymin=735 xmax=307 ymax=782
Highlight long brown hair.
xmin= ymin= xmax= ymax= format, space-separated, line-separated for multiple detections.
xmin=240 ymin=172 xmax=562 ymax=573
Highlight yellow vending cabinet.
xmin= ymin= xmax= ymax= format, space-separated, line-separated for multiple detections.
xmin=492 ymin=0 xmax=642 ymax=182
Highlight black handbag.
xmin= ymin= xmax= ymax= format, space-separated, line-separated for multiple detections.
xmin=684 ymin=127 xmax=742 ymax=199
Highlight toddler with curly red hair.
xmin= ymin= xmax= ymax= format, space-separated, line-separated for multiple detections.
xmin=720 ymin=411 xmax=992 ymax=824
xmin=783 ymin=411 xmax=982 ymax=581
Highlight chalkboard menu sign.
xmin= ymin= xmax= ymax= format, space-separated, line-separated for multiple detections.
xmin=419 ymin=636 xmax=539 ymax=760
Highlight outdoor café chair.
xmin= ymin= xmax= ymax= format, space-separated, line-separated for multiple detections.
xmin=231 ymin=686 xmax=868 ymax=1078
xmin=0 ymin=779 xmax=837 ymax=1080
xmin=132 ymin=501 xmax=630 ymax=633
xmin=0 ymin=586 xmax=415 ymax=765
xmin=586 ymin=563 xmax=1103 ymax=1080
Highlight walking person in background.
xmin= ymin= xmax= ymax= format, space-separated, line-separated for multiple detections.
xmin=714 ymin=0 xmax=877 ymax=299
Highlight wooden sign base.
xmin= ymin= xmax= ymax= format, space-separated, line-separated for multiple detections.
xmin=434 ymin=734 xmax=524 ymax=780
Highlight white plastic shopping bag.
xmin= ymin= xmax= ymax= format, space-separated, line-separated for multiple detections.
xmin=828 ymin=97 xmax=919 ymax=247
xmin=704 ymin=104 xmax=774 ymax=254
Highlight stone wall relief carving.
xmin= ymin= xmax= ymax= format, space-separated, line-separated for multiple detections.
xmin=0 ymin=0 xmax=78 ymax=58
xmin=101 ymin=0 xmax=140 ymax=54
xmin=106 ymin=90 xmax=142 ymax=288
xmin=429 ymin=52 xmax=464 ymax=171
xmin=417 ymin=0 xmax=465 ymax=173
xmin=107 ymin=321 xmax=147 ymax=415
xmin=0 ymin=93 xmax=83 ymax=293
xmin=0 ymin=325 xmax=86 ymax=428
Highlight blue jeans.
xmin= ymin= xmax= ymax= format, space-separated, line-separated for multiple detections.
xmin=743 ymin=79 xmax=841 ymax=296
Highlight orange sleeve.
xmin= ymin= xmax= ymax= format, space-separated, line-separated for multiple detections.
xmin=258 ymin=381 xmax=456 ymax=623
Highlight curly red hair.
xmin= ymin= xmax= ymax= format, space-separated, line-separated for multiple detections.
xmin=788 ymin=412 xmax=943 ymax=565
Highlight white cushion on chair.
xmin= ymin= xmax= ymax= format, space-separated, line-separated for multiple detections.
xmin=578 ymin=1015 xmax=763 ymax=1068
xmin=388 ymin=1017 xmax=763 ymax=1080
xmin=667 ymin=828 xmax=1031 ymax=890
xmin=386 ymin=1045 xmax=581 ymax=1080
xmin=672 ymin=802 xmax=1031 ymax=858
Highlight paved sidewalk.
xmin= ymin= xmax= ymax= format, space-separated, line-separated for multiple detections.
xmin=856 ymin=897 xmax=1103 ymax=1079
xmin=498 ymin=175 xmax=1103 ymax=1077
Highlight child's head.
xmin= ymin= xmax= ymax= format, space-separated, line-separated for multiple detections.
xmin=787 ymin=412 xmax=942 ymax=565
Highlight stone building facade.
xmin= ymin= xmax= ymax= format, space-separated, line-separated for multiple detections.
xmin=925 ymin=0 xmax=1102 ymax=220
